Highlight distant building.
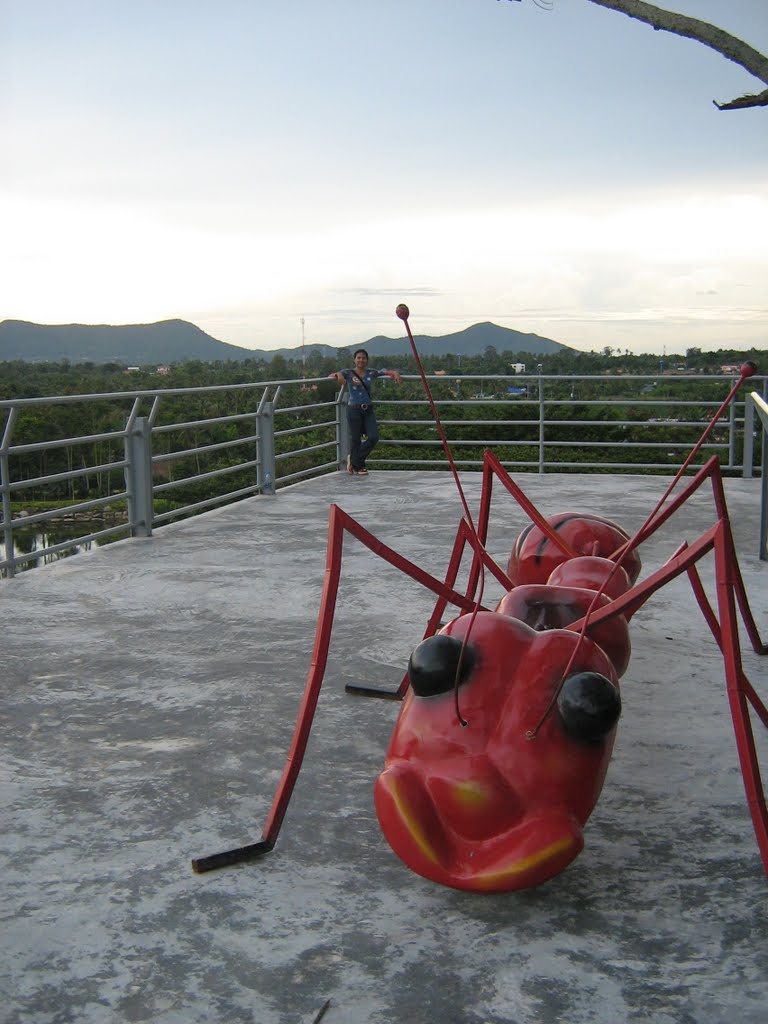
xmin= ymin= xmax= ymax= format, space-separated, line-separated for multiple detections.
xmin=720 ymin=364 xmax=741 ymax=374
xmin=510 ymin=363 xmax=526 ymax=374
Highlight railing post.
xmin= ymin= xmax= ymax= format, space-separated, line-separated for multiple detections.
xmin=747 ymin=392 xmax=768 ymax=561
xmin=336 ymin=394 xmax=349 ymax=469
xmin=1 ymin=407 xmax=19 ymax=578
xmin=728 ymin=392 xmax=737 ymax=469
xmin=0 ymin=454 xmax=12 ymax=578
xmin=538 ymin=373 xmax=545 ymax=474
xmin=743 ymin=397 xmax=755 ymax=478
xmin=124 ymin=416 xmax=154 ymax=537
xmin=257 ymin=400 xmax=276 ymax=495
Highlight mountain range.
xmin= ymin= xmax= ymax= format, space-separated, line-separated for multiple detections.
xmin=0 ymin=318 xmax=571 ymax=365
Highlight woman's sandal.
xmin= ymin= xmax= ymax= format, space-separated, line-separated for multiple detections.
xmin=357 ymin=467 xmax=369 ymax=476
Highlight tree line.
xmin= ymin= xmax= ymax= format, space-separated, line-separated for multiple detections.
xmin=1 ymin=344 xmax=763 ymax=515
xmin=1 ymin=340 xmax=763 ymax=398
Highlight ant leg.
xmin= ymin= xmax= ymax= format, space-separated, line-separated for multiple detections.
xmin=192 ymin=505 xmax=483 ymax=872
xmin=712 ymin=524 xmax=768 ymax=877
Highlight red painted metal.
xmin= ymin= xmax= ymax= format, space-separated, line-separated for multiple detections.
xmin=191 ymin=347 xmax=767 ymax=891
xmin=259 ymin=505 xmax=483 ymax=848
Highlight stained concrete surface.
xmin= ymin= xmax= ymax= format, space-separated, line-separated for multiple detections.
xmin=2 ymin=470 xmax=768 ymax=1024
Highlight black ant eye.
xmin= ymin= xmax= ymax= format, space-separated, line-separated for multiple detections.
xmin=407 ymin=635 xmax=475 ymax=698
xmin=557 ymin=672 xmax=621 ymax=744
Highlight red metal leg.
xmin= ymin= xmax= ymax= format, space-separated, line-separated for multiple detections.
xmin=466 ymin=449 xmax=573 ymax=601
xmin=610 ymin=456 xmax=767 ymax=655
xmin=712 ymin=524 xmax=768 ymax=877
xmin=568 ymin=519 xmax=768 ymax=879
xmin=192 ymin=504 xmax=488 ymax=872
xmin=482 ymin=449 xmax=576 ymax=557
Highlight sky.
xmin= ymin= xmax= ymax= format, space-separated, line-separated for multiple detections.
xmin=1 ymin=0 xmax=766 ymax=356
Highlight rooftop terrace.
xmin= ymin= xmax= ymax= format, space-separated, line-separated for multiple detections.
xmin=3 ymin=469 xmax=768 ymax=1024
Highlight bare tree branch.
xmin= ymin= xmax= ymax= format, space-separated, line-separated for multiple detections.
xmin=503 ymin=0 xmax=768 ymax=109
xmin=714 ymin=86 xmax=768 ymax=111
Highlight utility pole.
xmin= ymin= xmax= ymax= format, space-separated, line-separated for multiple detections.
xmin=301 ymin=317 xmax=306 ymax=376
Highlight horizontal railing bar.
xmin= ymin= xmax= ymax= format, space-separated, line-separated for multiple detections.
xmin=0 ymin=520 xmax=134 ymax=572
xmin=379 ymin=398 xmax=733 ymax=410
xmin=378 ymin=438 xmax=533 ymax=448
xmin=544 ymin=399 xmax=725 ymax=407
xmin=379 ymin=418 xmax=722 ymax=431
xmin=378 ymin=417 xmax=517 ymax=426
xmin=275 ymin=401 xmax=331 ymax=414
xmin=529 ymin=462 xmax=710 ymax=471
xmin=277 ymin=459 xmax=339 ymax=485
xmin=152 ymin=434 xmax=259 ymax=463
xmin=153 ymin=459 xmax=260 ymax=494
xmin=545 ymin=421 xmax=715 ymax=428
xmin=3 ymin=492 xmax=130 ymax=529
xmin=0 ymin=377 xmax=330 ymax=410
xmin=371 ymin=457 xmax=709 ymax=471
xmin=8 ymin=428 xmax=128 ymax=455
xmin=540 ymin=440 xmax=725 ymax=450
xmin=274 ymin=420 xmax=335 ymax=439
xmin=371 ymin=458 xmax=540 ymax=468
xmin=152 ymin=484 xmax=262 ymax=524
xmin=7 ymin=460 xmax=129 ymax=491
xmin=395 ymin=373 xmax=751 ymax=381
xmin=153 ymin=411 xmax=260 ymax=433
xmin=378 ymin=435 xmax=724 ymax=448
xmin=378 ymin=412 xmax=740 ymax=426
xmin=274 ymin=440 xmax=335 ymax=463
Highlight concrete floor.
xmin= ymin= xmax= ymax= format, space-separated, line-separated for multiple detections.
xmin=2 ymin=469 xmax=768 ymax=1024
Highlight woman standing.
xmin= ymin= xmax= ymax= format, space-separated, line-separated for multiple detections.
xmin=332 ymin=349 xmax=402 ymax=475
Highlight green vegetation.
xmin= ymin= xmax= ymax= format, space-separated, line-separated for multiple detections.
xmin=1 ymin=344 xmax=764 ymax=523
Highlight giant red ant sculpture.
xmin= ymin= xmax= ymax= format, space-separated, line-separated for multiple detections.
xmin=192 ymin=308 xmax=768 ymax=893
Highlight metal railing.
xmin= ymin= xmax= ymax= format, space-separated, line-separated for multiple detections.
xmin=2 ymin=371 xmax=765 ymax=577
xmin=0 ymin=377 xmax=334 ymax=577
xmin=746 ymin=391 xmax=768 ymax=560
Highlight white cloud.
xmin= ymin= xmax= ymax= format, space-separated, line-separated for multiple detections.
xmin=2 ymin=180 xmax=766 ymax=355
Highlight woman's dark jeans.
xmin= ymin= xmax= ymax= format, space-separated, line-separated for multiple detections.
xmin=347 ymin=405 xmax=379 ymax=470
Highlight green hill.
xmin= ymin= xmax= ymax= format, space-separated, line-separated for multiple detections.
xmin=0 ymin=317 xmax=570 ymax=364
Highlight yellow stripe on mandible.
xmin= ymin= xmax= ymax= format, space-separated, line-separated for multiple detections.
xmin=389 ymin=779 xmax=440 ymax=866
xmin=452 ymin=780 xmax=490 ymax=808
xmin=474 ymin=835 xmax=575 ymax=889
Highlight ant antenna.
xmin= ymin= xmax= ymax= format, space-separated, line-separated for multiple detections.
xmin=396 ymin=303 xmax=491 ymax=728
xmin=396 ymin=305 xmax=479 ymax=539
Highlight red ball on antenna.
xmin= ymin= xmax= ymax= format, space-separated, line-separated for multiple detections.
xmin=396 ymin=304 xmax=410 ymax=321
xmin=741 ymin=361 xmax=758 ymax=377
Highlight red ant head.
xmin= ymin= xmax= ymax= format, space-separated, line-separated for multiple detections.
xmin=375 ymin=612 xmax=621 ymax=891
xmin=507 ymin=513 xmax=642 ymax=587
